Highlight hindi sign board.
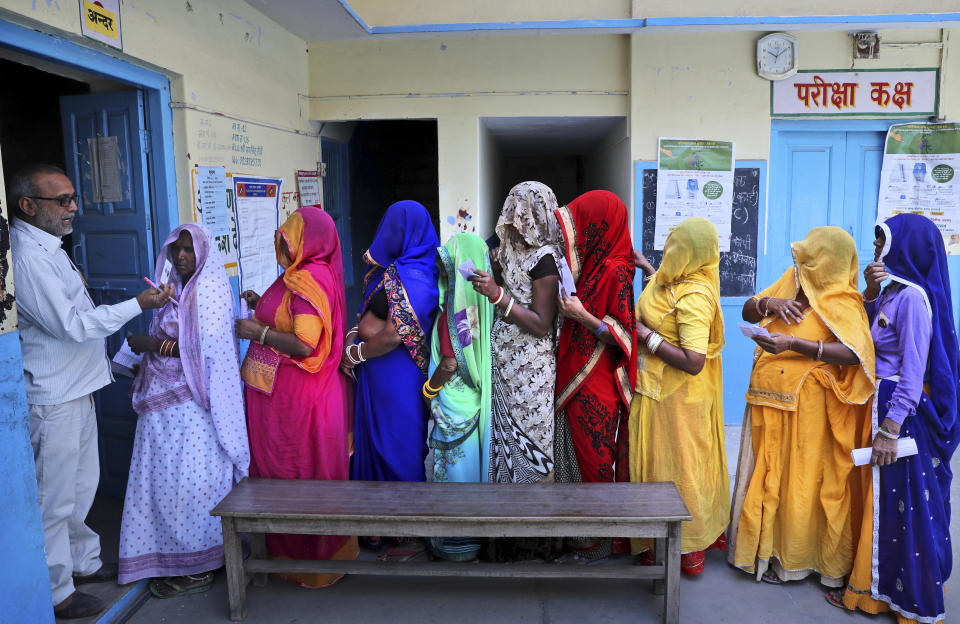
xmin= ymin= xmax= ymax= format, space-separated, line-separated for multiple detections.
xmin=655 ymin=138 xmax=735 ymax=252
xmin=877 ymin=122 xmax=960 ymax=254
xmin=80 ymin=0 xmax=122 ymax=50
xmin=772 ymin=69 xmax=938 ymax=117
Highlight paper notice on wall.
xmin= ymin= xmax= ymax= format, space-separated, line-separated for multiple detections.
xmin=297 ymin=170 xmax=321 ymax=208
xmin=877 ymin=123 xmax=960 ymax=254
xmin=195 ymin=166 xmax=231 ymax=237
xmin=655 ymin=138 xmax=735 ymax=252
xmin=233 ymin=176 xmax=282 ymax=296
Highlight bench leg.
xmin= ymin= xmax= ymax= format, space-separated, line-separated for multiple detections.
xmin=250 ymin=532 xmax=268 ymax=587
xmin=651 ymin=537 xmax=666 ymax=595
xmin=662 ymin=522 xmax=681 ymax=624
xmin=221 ymin=517 xmax=248 ymax=621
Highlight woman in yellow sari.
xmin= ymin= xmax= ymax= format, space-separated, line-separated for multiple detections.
xmin=729 ymin=226 xmax=875 ymax=587
xmin=631 ymin=217 xmax=728 ymax=576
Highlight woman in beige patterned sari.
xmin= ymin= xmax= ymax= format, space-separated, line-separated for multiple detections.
xmin=470 ymin=181 xmax=562 ymax=486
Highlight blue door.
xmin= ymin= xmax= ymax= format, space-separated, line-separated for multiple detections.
xmin=60 ymin=90 xmax=155 ymax=499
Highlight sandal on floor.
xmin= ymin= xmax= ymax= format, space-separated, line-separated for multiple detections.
xmin=378 ymin=541 xmax=427 ymax=562
xmin=149 ymin=573 xmax=214 ymax=598
xmin=824 ymin=589 xmax=845 ymax=609
xmin=761 ymin=570 xmax=784 ymax=585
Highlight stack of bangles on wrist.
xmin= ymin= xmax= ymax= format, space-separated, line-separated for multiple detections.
xmin=645 ymin=332 xmax=664 ymax=353
xmin=754 ymin=296 xmax=772 ymax=317
xmin=592 ymin=321 xmax=607 ymax=336
xmin=877 ymin=427 xmax=899 ymax=440
xmin=422 ymin=379 xmax=442 ymax=399
xmin=158 ymin=339 xmax=177 ymax=357
xmin=345 ymin=342 xmax=366 ymax=366
xmin=490 ymin=286 xmax=516 ymax=319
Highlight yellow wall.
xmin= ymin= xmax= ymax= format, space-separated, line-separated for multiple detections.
xmin=0 ymin=0 xmax=317 ymax=227
xmin=308 ymin=34 xmax=630 ymax=239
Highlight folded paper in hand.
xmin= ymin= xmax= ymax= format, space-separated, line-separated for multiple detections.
xmin=458 ymin=258 xmax=477 ymax=282
xmin=738 ymin=321 xmax=771 ymax=340
xmin=851 ymin=437 xmax=919 ymax=466
xmin=558 ymin=257 xmax=577 ymax=295
xmin=111 ymin=339 xmax=143 ymax=378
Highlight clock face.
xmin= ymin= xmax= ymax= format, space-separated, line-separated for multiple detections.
xmin=757 ymin=33 xmax=798 ymax=80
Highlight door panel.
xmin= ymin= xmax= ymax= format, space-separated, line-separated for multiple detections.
xmin=321 ymin=138 xmax=357 ymax=320
xmin=61 ymin=90 xmax=153 ymax=499
xmin=845 ymin=131 xmax=885 ymax=271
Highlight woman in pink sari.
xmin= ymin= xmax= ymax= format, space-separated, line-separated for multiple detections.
xmin=235 ymin=206 xmax=357 ymax=587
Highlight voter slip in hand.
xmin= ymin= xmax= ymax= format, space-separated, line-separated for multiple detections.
xmin=558 ymin=257 xmax=577 ymax=296
xmin=738 ymin=321 xmax=771 ymax=340
xmin=458 ymin=258 xmax=477 ymax=281
xmin=111 ymin=338 xmax=143 ymax=378
xmin=851 ymin=437 xmax=919 ymax=466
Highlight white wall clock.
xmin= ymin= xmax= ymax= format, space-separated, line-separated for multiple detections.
xmin=757 ymin=32 xmax=798 ymax=81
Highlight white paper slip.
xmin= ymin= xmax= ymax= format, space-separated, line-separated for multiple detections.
xmin=851 ymin=437 xmax=919 ymax=466
xmin=159 ymin=259 xmax=174 ymax=286
xmin=738 ymin=321 xmax=771 ymax=339
xmin=239 ymin=298 xmax=251 ymax=320
xmin=558 ymin=257 xmax=577 ymax=295
xmin=111 ymin=339 xmax=143 ymax=378
xmin=458 ymin=258 xmax=477 ymax=281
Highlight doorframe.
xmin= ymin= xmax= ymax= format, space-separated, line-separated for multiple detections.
xmin=0 ymin=18 xmax=179 ymax=238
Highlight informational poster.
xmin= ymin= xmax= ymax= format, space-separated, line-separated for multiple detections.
xmin=878 ymin=122 xmax=960 ymax=254
xmin=195 ymin=166 xmax=231 ymax=237
xmin=80 ymin=0 xmax=122 ymax=50
xmin=233 ymin=176 xmax=282 ymax=296
xmin=297 ymin=170 xmax=321 ymax=208
xmin=655 ymin=138 xmax=735 ymax=251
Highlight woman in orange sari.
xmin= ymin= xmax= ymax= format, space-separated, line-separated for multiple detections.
xmin=236 ymin=206 xmax=357 ymax=587
xmin=729 ymin=226 xmax=875 ymax=587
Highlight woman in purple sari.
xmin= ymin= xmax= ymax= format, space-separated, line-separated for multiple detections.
xmin=345 ymin=201 xmax=439 ymax=488
xmin=837 ymin=214 xmax=958 ymax=623
xmin=121 ymin=224 xmax=249 ymax=597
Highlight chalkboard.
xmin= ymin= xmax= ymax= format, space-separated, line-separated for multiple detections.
xmin=640 ymin=166 xmax=760 ymax=297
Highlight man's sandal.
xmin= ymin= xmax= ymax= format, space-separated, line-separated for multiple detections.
xmin=149 ymin=573 xmax=214 ymax=598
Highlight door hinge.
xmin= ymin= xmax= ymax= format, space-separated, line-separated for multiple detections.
xmin=141 ymin=129 xmax=152 ymax=154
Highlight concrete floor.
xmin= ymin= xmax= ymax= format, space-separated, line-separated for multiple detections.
xmin=124 ymin=426 xmax=960 ymax=624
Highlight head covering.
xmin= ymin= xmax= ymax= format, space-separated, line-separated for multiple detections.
xmin=431 ymin=233 xmax=494 ymax=478
xmin=133 ymin=223 xmax=249 ymax=479
xmin=272 ymin=206 xmax=346 ymax=374
xmin=495 ymin=181 xmax=563 ymax=304
xmin=360 ymin=200 xmax=440 ymax=374
xmin=554 ymin=190 xmax=637 ymax=411
xmin=878 ymin=214 xmax=958 ymax=422
xmin=761 ymin=226 xmax=875 ymax=402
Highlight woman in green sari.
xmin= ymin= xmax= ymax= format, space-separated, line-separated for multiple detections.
xmin=423 ymin=233 xmax=494 ymax=562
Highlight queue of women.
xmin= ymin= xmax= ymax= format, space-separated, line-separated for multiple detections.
xmin=114 ymin=178 xmax=953 ymax=624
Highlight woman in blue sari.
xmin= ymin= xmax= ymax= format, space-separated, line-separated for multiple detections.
xmin=423 ymin=233 xmax=494 ymax=561
xmin=838 ymin=214 xmax=958 ymax=623
xmin=344 ymin=200 xmax=440 ymax=489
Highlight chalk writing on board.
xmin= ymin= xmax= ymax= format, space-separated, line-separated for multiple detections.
xmin=641 ymin=167 xmax=760 ymax=297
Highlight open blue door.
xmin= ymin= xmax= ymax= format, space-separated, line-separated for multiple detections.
xmin=321 ymin=138 xmax=356 ymax=320
xmin=60 ymin=90 xmax=154 ymax=499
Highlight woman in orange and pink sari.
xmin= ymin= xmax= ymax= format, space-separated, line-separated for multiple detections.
xmin=236 ymin=206 xmax=357 ymax=587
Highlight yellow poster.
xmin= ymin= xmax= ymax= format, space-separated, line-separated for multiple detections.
xmin=81 ymin=0 xmax=122 ymax=49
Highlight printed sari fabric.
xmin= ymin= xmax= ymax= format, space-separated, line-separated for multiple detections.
xmin=120 ymin=224 xmax=249 ymax=583
xmin=489 ymin=181 xmax=563 ymax=484
xmin=730 ymin=226 xmax=876 ymax=586
xmin=427 ymin=233 xmax=494 ymax=561
xmin=243 ymin=206 xmax=357 ymax=588
xmin=351 ymin=200 xmax=440 ymax=482
xmin=554 ymin=190 xmax=637 ymax=485
xmin=630 ymin=218 xmax=728 ymax=567
xmin=843 ymin=214 xmax=958 ymax=623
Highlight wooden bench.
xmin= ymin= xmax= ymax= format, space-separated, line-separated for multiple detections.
xmin=211 ymin=478 xmax=691 ymax=623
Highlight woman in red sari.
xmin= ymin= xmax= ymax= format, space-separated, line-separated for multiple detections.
xmin=553 ymin=190 xmax=638 ymax=560
xmin=235 ymin=206 xmax=357 ymax=587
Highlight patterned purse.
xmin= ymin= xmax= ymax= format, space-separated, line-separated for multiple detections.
xmin=240 ymin=340 xmax=281 ymax=395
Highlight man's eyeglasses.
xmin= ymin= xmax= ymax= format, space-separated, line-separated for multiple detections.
xmin=28 ymin=194 xmax=80 ymax=208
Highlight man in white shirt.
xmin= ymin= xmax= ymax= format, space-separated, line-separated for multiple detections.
xmin=9 ymin=164 xmax=172 ymax=619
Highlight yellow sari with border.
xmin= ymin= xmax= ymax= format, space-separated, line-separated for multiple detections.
xmin=630 ymin=218 xmax=729 ymax=554
xmin=729 ymin=226 xmax=875 ymax=586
